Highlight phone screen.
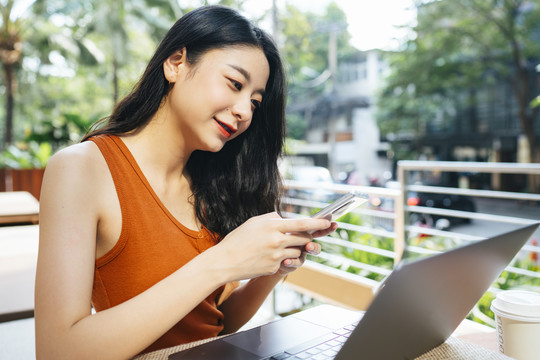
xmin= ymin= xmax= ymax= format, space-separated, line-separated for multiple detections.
xmin=311 ymin=191 xmax=368 ymax=222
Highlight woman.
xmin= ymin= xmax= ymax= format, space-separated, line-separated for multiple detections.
xmin=35 ymin=5 xmax=336 ymax=360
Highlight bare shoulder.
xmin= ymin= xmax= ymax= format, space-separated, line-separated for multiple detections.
xmin=44 ymin=141 xmax=107 ymax=184
xmin=36 ymin=141 xmax=110 ymax=339
xmin=41 ymin=141 xmax=111 ymax=214
xmin=47 ymin=141 xmax=103 ymax=171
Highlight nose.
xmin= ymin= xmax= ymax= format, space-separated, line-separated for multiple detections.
xmin=230 ymin=96 xmax=253 ymax=123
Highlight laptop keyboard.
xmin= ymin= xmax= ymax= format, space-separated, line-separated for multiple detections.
xmin=266 ymin=323 xmax=357 ymax=360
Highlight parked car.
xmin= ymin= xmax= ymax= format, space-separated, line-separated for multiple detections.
xmin=407 ymin=191 xmax=476 ymax=227
xmin=282 ymin=165 xmax=339 ymax=203
xmin=372 ymin=181 xmax=476 ymax=229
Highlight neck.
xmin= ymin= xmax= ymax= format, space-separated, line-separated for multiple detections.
xmin=122 ymin=118 xmax=191 ymax=181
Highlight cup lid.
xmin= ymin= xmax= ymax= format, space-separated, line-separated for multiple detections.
xmin=491 ymin=290 xmax=540 ymax=320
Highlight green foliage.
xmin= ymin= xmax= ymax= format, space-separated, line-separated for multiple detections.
xmin=2 ymin=0 xmax=251 ymax=148
xmin=308 ymin=211 xmax=395 ymax=282
xmin=26 ymin=112 xmax=97 ymax=149
xmin=0 ymin=141 xmax=52 ymax=169
xmin=469 ymin=254 xmax=540 ymax=327
xmin=0 ymin=111 xmax=97 ymax=169
xmin=285 ymin=112 xmax=307 ymax=140
xmin=289 ymin=200 xmax=539 ymax=326
xmin=406 ymin=233 xmax=461 ymax=258
xmin=531 ymin=95 xmax=540 ymax=109
xmin=406 ymin=231 xmax=540 ymax=327
xmin=469 ymin=291 xmax=496 ymax=326
xmin=281 ymin=2 xmax=354 ymax=87
xmin=309 ymin=204 xmax=540 ymax=327
xmin=1 ymin=0 xmax=359 ymax=149
xmin=281 ymin=1 xmax=356 ymax=134
xmin=376 ymin=0 xmax=540 ymax=161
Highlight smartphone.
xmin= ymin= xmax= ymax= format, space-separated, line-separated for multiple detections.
xmin=311 ymin=191 xmax=369 ymax=222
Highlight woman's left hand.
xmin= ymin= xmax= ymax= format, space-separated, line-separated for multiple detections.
xmin=278 ymin=222 xmax=338 ymax=275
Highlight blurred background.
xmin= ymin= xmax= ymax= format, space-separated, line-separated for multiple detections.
xmin=1 ymin=0 xmax=539 ymax=194
xmin=1 ymin=1 xmax=540 ymax=357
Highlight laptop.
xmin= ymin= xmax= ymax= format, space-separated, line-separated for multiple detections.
xmin=169 ymin=222 xmax=540 ymax=359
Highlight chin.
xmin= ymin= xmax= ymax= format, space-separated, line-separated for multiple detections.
xmin=203 ymin=141 xmax=227 ymax=153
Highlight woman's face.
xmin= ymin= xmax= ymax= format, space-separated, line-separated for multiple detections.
xmin=166 ymin=46 xmax=270 ymax=153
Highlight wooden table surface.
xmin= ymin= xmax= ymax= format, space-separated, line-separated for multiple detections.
xmin=0 ymin=191 xmax=40 ymax=225
xmin=0 ymin=224 xmax=39 ymax=322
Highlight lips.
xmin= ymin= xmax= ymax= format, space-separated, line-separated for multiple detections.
xmin=215 ymin=119 xmax=236 ymax=138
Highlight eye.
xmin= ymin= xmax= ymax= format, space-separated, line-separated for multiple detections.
xmin=229 ymin=78 xmax=242 ymax=91
xmin=251 ymin=99 xmax=262 ymax=111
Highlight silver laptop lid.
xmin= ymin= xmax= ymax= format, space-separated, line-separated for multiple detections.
xmin=336 ymin=222 xmax=540 ymax=359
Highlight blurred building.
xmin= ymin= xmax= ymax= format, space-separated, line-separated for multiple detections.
xmin=389 ymin=1 xmax=540 ymax=192
xmin=286 ymin=49 xmax=392 ymax=186
xmin=286 ymin=14 xmax=540 ymax=192
xmin=411 ymin=74 xmax=540 ymax=190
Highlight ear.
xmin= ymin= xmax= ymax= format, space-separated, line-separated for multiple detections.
xmin=163 ymin=48 xmax=188 ymax=83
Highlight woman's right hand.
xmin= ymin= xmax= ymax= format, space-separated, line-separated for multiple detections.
xmin=211 ymin=212 xmax=331 ymax=281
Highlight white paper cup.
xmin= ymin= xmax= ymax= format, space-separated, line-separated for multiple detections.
xmin=490 ymin=290 xmax=540 ymax=360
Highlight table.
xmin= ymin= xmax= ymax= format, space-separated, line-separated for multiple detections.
xmin=454 ymin=320 xmax=499 ymax=353
xmin=133 ymin=305 xmax=511 ymax=360
xmin=0 ymin=191 xmax=40 ymax=225
xmin=0 ymin=225 xmax=39 ymax=322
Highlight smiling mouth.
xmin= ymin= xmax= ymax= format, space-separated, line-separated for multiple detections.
xmin=215 ymin=119 xmax=236 ymax=138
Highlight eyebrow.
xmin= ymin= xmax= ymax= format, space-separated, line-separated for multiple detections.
xmin=227 ymin=64 xmax=266 ymax=96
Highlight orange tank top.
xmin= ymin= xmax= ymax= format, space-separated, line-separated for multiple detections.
xmin=89 ymin=135 xmax=229 ymax=354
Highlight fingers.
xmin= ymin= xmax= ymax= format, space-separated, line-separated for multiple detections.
xmin=220 ymin=213 xmax=333 ymax=279
xmin=281 ymin=246 xmax=303 ymax=261
xmin=279 ymin=232 xmax=313 ymax=248
xmin=282 ymin=257 xmax=301 ymax=267
xmin=309 ymin=222 xmax=338 ymax=238
xmin=255 ymin=212 xmax=333 ymax=236
xmin=270 ymin=218 xmax=326 ymax=267
xmin=282 ymin=241 xmax=320 ymax=269
xmin=304 ymin=241 xmax=321 ymax=255
xmin=282 ymin=251 xmax=306 ymax=268
xmin=275 ymin=217 xmax=331 ymax=235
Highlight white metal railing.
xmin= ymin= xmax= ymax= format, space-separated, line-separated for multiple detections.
xmin=279 ymin=161 xmax=540 ymax=322
xmin=398 ymin=161 xmax=540 ymax=301
xmin=281 ymin=180 xmax=402 ymax=267
xmin=397 ymin=161 xmax=540 ymax=247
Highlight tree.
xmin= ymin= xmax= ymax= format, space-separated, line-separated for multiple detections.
xmin=1 ymin=0 xmax=250 ymax=147
xmin=377 ymin=0 xmax=540 ymax=171
xmin=48 ymin=0 xmax=248 ymax=104
xmin=0 ymin=0 xmax=32 ymax=145
xmin=44 ymin=0 xmax=173 ymax=104
xmin=0 ymin=0 xmax=110 ymax=147
xmin=279 ymin=1 xmax=355 ymax=139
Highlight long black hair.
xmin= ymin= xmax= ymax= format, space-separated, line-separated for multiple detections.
xmin=83 ymin=5 xmax=286 ymax=238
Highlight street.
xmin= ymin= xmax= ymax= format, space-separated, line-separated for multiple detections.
xmin=450 ymin=198 xmax=540 ymax=241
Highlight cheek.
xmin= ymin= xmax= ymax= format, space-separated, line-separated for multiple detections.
xmin=208 ymin=87 xmax=230 ymax=104
xmin=181 ymin=74 xmax=228 ymax=108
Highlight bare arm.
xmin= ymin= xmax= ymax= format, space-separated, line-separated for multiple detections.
xmin=218 ymin=224 xmax=337 ymax=334
xmin=34 ymin=145 xmax=229 ymax=359
xmin=35 ymin=143 xmax=333 ymax=359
